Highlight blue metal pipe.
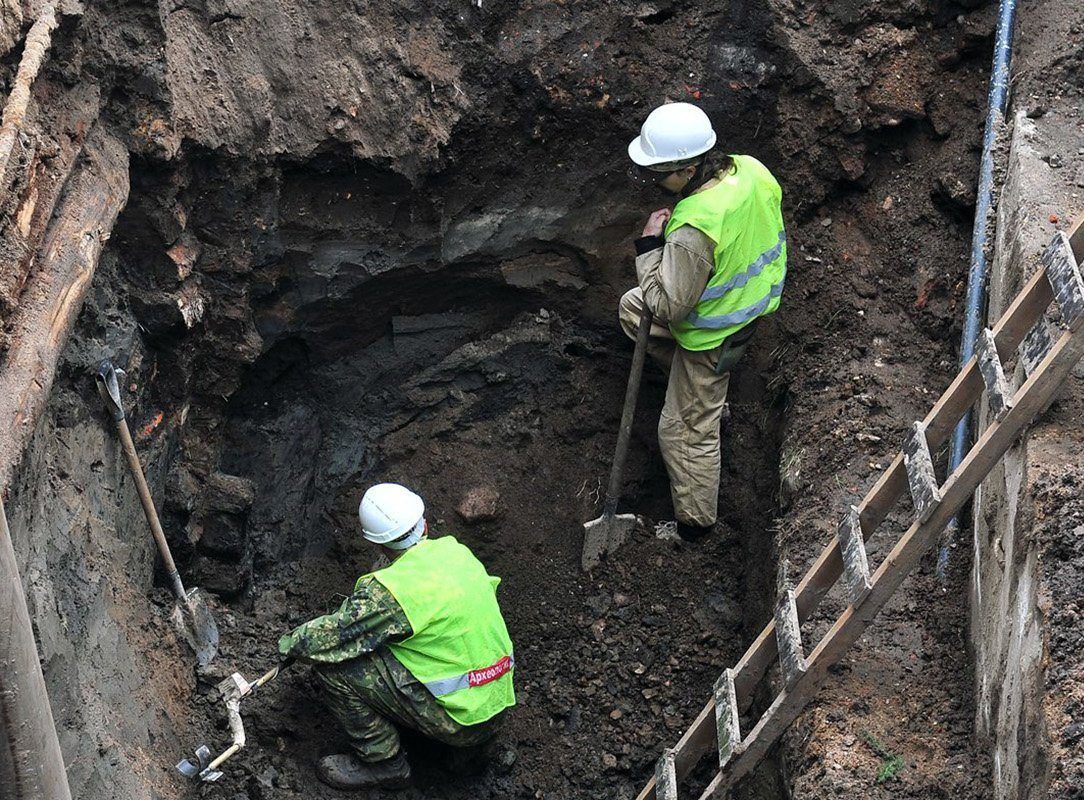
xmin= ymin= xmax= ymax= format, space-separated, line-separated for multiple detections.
xmin=937 ymin=0 xmax=1020 ymax=582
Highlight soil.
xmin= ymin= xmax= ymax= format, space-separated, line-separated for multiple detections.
xmin=2 ymin=0 xmax=1051 ymax=798
xmin=191 ymin=309 xmax=785 ymax=800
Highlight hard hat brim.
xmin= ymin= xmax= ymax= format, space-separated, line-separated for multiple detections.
xmin=627 ymin=132 xmax=717 ymax=167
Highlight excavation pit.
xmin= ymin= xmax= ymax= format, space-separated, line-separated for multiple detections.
xmin=0 ymin=0 xmax=1023 ymax=797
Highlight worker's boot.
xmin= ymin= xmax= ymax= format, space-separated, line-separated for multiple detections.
xmin=676 ymin=521 xmax=712 ymax=542
xmin=316 ymin=752 xmax=412 ymax=790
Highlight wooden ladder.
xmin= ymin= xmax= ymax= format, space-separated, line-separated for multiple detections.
xmin=638 ymin=220 xmax=1084 ymax=800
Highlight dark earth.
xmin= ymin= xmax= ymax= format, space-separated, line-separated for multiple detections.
xmin=7 ymin=0 xmax=1068 ymax=798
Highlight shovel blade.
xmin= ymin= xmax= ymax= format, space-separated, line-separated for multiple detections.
xmin=581 ymin=512 xmax=637 ymax=571
xmin=170 ymin=588 xmax=219 ymax=667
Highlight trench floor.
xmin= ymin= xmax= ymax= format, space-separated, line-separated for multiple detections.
xmin=181 ymin=310 xmax=783 ymax=800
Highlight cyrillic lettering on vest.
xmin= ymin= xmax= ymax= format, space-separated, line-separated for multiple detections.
xmin=469 ymin=656 xmax=513 ymax=687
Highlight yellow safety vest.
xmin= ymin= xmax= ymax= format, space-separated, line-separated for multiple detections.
xmin=665 ymin=155 xmax=787 ymax=351
xmin=368 ymin=536 xmax=515 ymax=726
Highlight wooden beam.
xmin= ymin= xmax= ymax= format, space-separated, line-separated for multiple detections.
xmin=0 ymin=4 xmax=59 ymax=203
xmin=837 ymin=506 xmax=871 ymax=606
xmin=1068 ymin=216 xmax=1084 ymax=264
xmin=773 ymin=589 xmax=806 ymax=689
xmin=976 ymin=327 xmax=1013 ymax=419
xmin=654 ymin=749 xmax=677 ymax=800
xmin=0 ymin=496 xmax=73 ymax=800
xmin=634 ymin=264 xmax=1054 ymax=800
xmin=699 ymin=306 xmax=1084 ymax=798
xmin=902 ymin=422 xmax=942 ymax=523
xmin=0 ymin=125 xmax=128 ymax=495
xmin=1043 ymin=231 xmax=1084 ymax=327
xmin=713 ymin=669 xmax=741 ymax=769
xmin=0 ymin=86 xmax=99 ymax=318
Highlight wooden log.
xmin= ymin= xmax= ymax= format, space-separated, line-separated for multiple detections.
xmin=0 ymin=125 xmax=128 ymax=495
xmin=0 ymin=4 xmax=58 ymax=203
xmin=0 ymin=497 xmax=73 ymax=800
xmin=0 ymin=86 xmax=99 ymax=318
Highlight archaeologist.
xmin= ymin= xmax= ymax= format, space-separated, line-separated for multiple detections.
xmin=278 ymin=482 xmax=515 ymax=790
xmin=621 ymin=102 xmax=787 ymax=541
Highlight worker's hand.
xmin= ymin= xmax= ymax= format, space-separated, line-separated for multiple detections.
xmin=642 ymin=208 xmax=672 ymax=237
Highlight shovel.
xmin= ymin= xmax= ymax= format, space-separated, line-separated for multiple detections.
xmin=582 ymin=304 xmax=653 ymax=571
xmin=95 ymin=359 xmax=219 ymax=667
xmin=176 ymin=660 xmax=291 ymax=782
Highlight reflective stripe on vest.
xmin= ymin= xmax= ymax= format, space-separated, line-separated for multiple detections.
xmin=687 ymin=275 xmax=785 ymax=329
xmin=369 ymin=536 xmax=516 ymax=726
xmin=664 ymin=155 xmax=787 ymax=352
xmin=424 ymin=654 xmax=515 ymax=698
xmin=698 ymin=231 xmax=787 ymax=302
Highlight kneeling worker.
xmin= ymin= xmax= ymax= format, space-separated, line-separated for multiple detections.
xmin=621 ymin=102 xmax=787 ymax=541
xmin=279 ymin=483 xmax=515 ymax=790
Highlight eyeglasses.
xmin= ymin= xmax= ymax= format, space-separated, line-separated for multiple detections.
xmin=627 ymin=164 xmax=673 ymax=186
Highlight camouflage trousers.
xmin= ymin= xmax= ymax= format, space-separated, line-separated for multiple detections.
xmin=314 ymin=650 xmax=502 ymax=763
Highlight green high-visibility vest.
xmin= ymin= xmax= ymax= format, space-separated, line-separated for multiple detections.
xmin=664 ymin=154 xmax=787 ymax=351
xmin=367 ymin=536 xmax=515 ymax=726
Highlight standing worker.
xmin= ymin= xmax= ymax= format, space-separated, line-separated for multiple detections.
xmin=621 ymin=102 xmax=787 ymax=541
xmin=279 ymin=483 xmax=515 ymax=790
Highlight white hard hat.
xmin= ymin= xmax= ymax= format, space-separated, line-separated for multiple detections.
xmin=627 ymin=102 xmax=717 ymax=167
xmin=358 ymin=483 xmax=426 ymax=550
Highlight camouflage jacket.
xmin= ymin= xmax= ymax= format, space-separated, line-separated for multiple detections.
xmin=278 ymin=577 xmax=413 ymax=664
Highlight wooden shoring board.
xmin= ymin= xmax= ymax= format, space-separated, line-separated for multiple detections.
xmin=633 ymin=218 xmax=1084 ymax=800
xmin=700 ymin=301 xmax=1084 ymax=798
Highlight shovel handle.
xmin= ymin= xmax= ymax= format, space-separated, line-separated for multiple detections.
xmin=96 ymin=360 xmax=187 ymax=601
xmin=602 ymin=304 xmax=653 ymax=515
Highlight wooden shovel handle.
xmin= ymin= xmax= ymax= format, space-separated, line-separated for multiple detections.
xmin=602 ymin=304 xmax=653 ymax=515
xmin=96 ymin=360 xmax=187 ymax=602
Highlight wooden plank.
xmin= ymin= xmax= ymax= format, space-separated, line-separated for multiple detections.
xmin=0 ymin=497 xmax=73 ymax=800
xmin=837 ymin=506 xmax=871 ymax=606
xmin=713 ymin=669 xmax=741 ymax=770
xmin=634 ymin=266 xmax=1054 ymax=800
xmin=976 ymin=327 xmax=1013 ymax=419
xmin=0 ymin=126 xmax=129 ymax=494
xmin=774 ymin=588 xmax=807 ymax=688
xmin=1069 ymin=216 xmax=1083 ymax=264
xmin=1019 ymin=316 xmax=1054 ymax=377
xmin=654 ymin=749 xmax=678 ymax=800
xmin=902 ymin=422 xmax=942 ymax=523
xmin=697 ymin=312 xmax=1084 ymax=800
xmin=1042 ymin=231 xmax=1084 ymax=329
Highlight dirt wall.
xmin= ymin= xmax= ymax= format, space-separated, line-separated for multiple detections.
xmin=4 ymin=253 xmax=201 ymax=799
xmin=969 ymin=7 xmax=1084 ymax=792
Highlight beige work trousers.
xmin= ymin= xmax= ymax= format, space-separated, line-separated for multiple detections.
xmin=619 ymin=287 xmax=730 ymax=528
